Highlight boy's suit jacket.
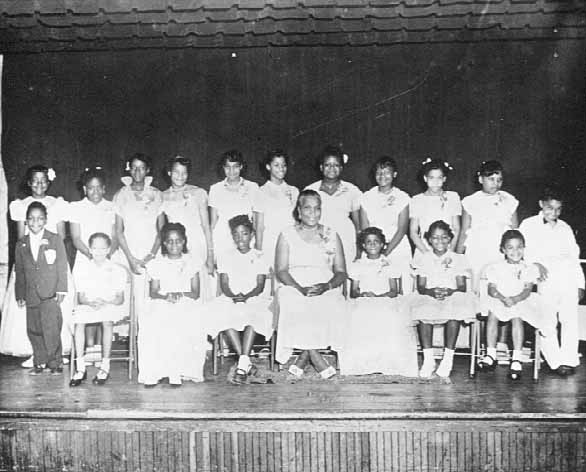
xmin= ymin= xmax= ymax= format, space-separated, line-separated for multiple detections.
xmin=15 ymin=229 xmax=68 ymax=307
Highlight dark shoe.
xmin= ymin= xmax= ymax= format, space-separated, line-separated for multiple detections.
xmin=231 ymin=368 xmax=248 ymax=385
xmin=92 ymin=369 xmax=110 ymax=385
xmin=556 ymin=365 xmax=576 ymax=376
xmin=144 ymin=383 xmax=157 ymax=389
xmin=247 ymin=364 xmax=258 ymax=377
xmin=510 ymin=360 xmax=522 ymax=381
xmin=69 ymin=370 xmax=87 ymax=387
xmin=477 ymin=355 xmax=497 ymax=372
xmin=50 ymin=366 xmax=63 ymax=375
xmin=29 ymin=365 xmax=46 ymax=375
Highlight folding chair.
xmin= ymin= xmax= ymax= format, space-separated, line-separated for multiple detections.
xmin=211 ymin=270 xmax=276 ymax=375
xmin=70 ymin=263 xmax=137 ymax=380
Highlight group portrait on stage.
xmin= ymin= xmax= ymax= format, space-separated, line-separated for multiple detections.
xmin=0 ymin=145 xmax=582 ymax=388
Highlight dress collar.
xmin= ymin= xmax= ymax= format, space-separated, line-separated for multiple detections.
xmin=121 ymin=176 xmax=153 ymax=188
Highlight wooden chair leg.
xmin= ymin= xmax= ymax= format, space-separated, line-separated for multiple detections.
xmin=70 ymin=330 xmax=75 ymax=380
xmin=469 ymin=321 xmax=477 ymax=378
xmin=533 ymin=330 xmax=542 ymax=382
xmin=269 ymin=331 xmax=276 ymax=371
xmin=212 ymin=336 xmax=219 ymax=376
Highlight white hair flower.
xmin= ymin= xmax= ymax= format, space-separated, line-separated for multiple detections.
xmin=125 ymin=161 xmax=130 ymax=171
xmin=421 ymin=157 xmax=432 ymax=165
xmin=47 ymin=168 xmax=56 ymax=181
xmin=444 ymin=161 xmax=454 ymax=171
xmin=342 ymin=153 xmax=349 ymax=164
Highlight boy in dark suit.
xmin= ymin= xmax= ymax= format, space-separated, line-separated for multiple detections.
xmin=15 ymin=201 xmax=68 ymax=374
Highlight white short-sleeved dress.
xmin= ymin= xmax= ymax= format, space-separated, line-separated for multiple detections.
xmin=113 ymin=176 xmax=163 ymax=322
xmin=0 ymin=195 xmax=73 ymax=357
xmin=72 ymin=259 xmax=128 ymax=323
xmin=340 ymin=256 xmax=418 ymax=377
xmin=161 ymin=185 xmax=209 ymax=264
xmin=360 ymin=186 xmax=412 ymax=277
xmin=139 ymin=254 xmax=208 ymax=383
xmin=209 ymin=178 xmax=259 ymax=257
xmin=305 ymin=181 xmax=362 ymax=265
xmin=410 ymin=191 xmax=462 ymax=252
xmin=206 ymin=247 xmax=273 ymax=337
xmin=69 ymin=197 xmax=119 ymax=264
xmin=409 ymin=251 xmax=477 ymax=323
xmin=481 ymin=261 xmax=555 ymax=337
xmin=461 ymin=191 xmax=518 ymax=282
xmin=253 ymin=180 xmax=299 ymax=267
xmin=274 ymin=225 xmax=349 ymax=365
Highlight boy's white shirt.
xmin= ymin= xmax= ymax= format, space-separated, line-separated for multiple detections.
xmin=28 ymin=231 xmax=45 ymax=262
xmin=519 ymin=212 xmax=584 ymax=289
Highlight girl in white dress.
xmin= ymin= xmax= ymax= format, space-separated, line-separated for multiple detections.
xmin=113 ymin=154 xmax=163 ymax=323
xmin=275 ymin=190 xmax=348 ymax=379
xmin=340 ymin=227 xmax=418 ymax=377
xmin=409 ymin=221 xmax=477 ymax=378
xmin=209 ymin=150 xmax=259 ymax=259
xmin=306 ymin=145 xmax=362 ymax=265
xmin=360 ymin=156 xmax=411 ymax=289
xmin=141 ymin=223 xmax=207 ymax=387
xmin=457 ymin=161 xmax=519 ymax=292
xmin=70 ymin=167 xmax=119 ymax=354
xmin=69 ymin=233 xmax=127 ymax=387
xmin=253 ymin=150 xmax=299 ymax=268
xmin=0 ymin=165 xmax=72 ymax=365
xmin=478 ymin=230 xmax=562 ymax=380
xmin=207 ymin=215 xmax=274 ymax=385
xmin=409 ymin=158 xmax=462 ymax=258
xmin=159 ymin=156 xmax=215 ymax=299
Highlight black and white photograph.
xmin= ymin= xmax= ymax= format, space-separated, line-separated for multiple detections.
xmin=0 ymin=1 xmax=585 ymax=470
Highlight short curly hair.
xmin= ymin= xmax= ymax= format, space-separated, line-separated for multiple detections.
xmin=358 ymin=227 xmax=386 ymax=247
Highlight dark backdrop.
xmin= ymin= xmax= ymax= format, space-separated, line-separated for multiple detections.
xmin=2 ymin=40 xmax=585 ymax=249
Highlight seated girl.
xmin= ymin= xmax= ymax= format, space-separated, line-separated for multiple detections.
xmin=206 ymin=215 xmax=273 ymax=385
xmin=409 ymin=220 xmax=477 ymax=378
xmin=340 ymin=227 xmax=418 ymax=377
xmin=140 ymin=223 xmax=207 ymax=388
xmin=70 ymin=233 xmax=127 ymax=387
xmin=479 ymin=229 xmax=562 ymax=380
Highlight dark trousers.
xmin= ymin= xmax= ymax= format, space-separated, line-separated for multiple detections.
xmin=26 ymin=299 xmax=62 ymax=368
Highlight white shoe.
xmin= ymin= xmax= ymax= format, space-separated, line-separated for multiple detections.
xmin=21 ymin=356 xmax=34 ymax=368
xmin=288 ymin=365 xmax=304 ymax=378
xmin=435 ymin=359 xmax=453 ymax=378
xmin=169 ymin=375 xmax=182 ymax=386
xmin=319 ymin=366 xmax=336 ymax=379
xmin=419 ymin=361 xmax=436 ymax=378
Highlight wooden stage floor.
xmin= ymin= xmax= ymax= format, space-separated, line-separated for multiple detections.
xmin=1 ymin=353 xmax=586 ymax=471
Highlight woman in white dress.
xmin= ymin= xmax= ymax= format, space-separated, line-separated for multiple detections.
xmin=0 ymin=165 xmax=72 ymax=366
xmin=409 ymin=158 xmax=462 ymax=259
xmin=253 ymin=150 xmax=299 ymax=268
xmin=113 ymin=154 xmax=163 ymax=322
xmin=159 ymin=156 xmax=214 ymax=298
xmin=360 ymin=156 xmax=411 ymax=290
xmin=274 ymin=189 xmax=348 ymax=379
xmin=306 ymin=146 xmax=362 ymax=265
xmin=340 ymin=227 xmax=418 ymax=377
xmin=209 ymin=150 xmax=259 ymax=260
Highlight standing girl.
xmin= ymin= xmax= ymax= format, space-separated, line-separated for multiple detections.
xmin=159 ymin=156 xmax=215 ymax=298
xmin=478 ymin=230 xmax=562 ymax=380
xmin=409 ymin=221 xmax=477 ymax=378
xmin=359 ymin=157 xmax=411 ymax=288
xmin=70 ymin=233 xmax=127 ymax=387
xmin=141 ymin=223 xmax=208 ymax=387
xmin=70 ymin=167 xmax=119 ymax=354
xmin=209 ymin=150 xmax=259 ymax=260
xmin=0 ymin=165 xmax=72 ymax=366
xmin=340 ymin=227 xmax=418 ymax=377
xmin=306 ymin=146 xmax=362 ymax=265
xmin=113 ymin=154 xmax=162 ymax=322
xmin=15 ymin=202 xmax=68 ymax=374
xmin=207 ymin=215 xmax=274 ymax=385
xmin=457 ymin=160 xmax=519 ymax=292
xmin=253 ymin=150 xmax=299 ymax=267
xmin=409 ymin=159 xmax=461 ymax=257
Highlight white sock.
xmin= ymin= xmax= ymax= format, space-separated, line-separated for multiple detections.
xmin=423 ymin=348 xmax=435 ymax=364
xmin=487 ymin=347 xmax=497 ymax=360
xmin=101 ymin=358 xmax=110 ymax=372
xmin=442 ymin=348 xmax=455 ymax=362
xmin=237 ymin=355 xmax=251 ymax=371
xmin=512 ymin=350 xmax=523 ymax=363
xmin=75 ymin=357 xmax=86 ymax=372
